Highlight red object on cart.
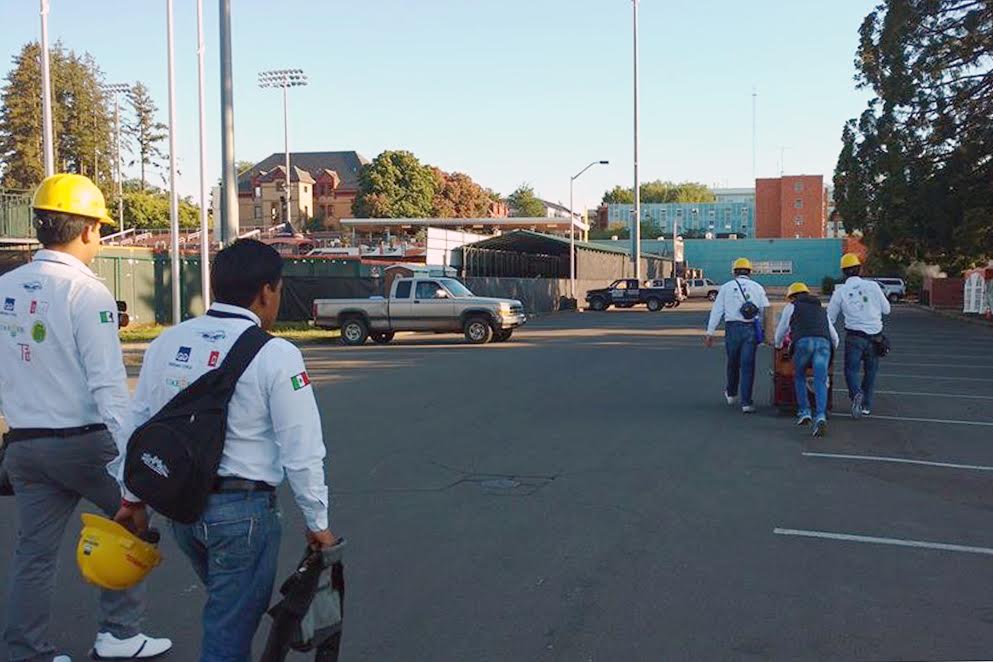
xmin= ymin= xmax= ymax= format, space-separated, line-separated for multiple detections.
xmin=772 ymin=344 xmax=834 ymax=414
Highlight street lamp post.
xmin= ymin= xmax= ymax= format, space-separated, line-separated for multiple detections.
xmin=218 ymin=0 xmax=238 ymax=246
xmin=631 ymin=0 xmax=641 ymax=280
xmin=104 ymin=84 xmax=130 ymax=229
xmin=39 ymin=0 xmax=54 ymax=176
xmin=569 ymin=160 xmax=609 ymax=300
xmin=258 ymin=69 xmax=308 ymax=230
xmin=165 ymin=0 xmax=181 ymax=325
xmin=196 ymin=0 xmax=210 ymax=308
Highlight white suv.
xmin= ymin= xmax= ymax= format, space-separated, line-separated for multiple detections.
xmin=686 ymin=278 xmax=721 ymax=301
xmin=871 ymin=277 xmax=906 ymax=302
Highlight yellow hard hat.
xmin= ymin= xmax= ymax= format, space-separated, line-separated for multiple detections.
xmin=787 ymin=282 xmax=810 ymax=297
xmin=76 ymin=514 xmax=160 ymax=591
xmin=732 ymin=257 xmax=752 ymax=271
xmin=33 ymin=173 xmax=115 ymax=226
xmin=840 ymin=253 xmax=861 ymax=270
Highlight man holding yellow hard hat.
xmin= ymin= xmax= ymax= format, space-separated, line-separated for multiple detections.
xmin=0 ymin=174 xmax=171 ymax=662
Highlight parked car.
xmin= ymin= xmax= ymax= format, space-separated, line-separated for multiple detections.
xmin=584 ymin=278 xmax=678 ymax=312
xmin=685 ymin=278 xmax=721 ymax=301
xmin=646 ymin=278 xmax=687 ymax=307
xmin=870 ymin=277 xmax=906 ymax=302
xmin=313 ymin=277 xmax=527 ymax=345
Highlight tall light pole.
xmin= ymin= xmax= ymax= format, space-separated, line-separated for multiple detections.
xmin=631 ymin=0 xmax=641 ymax=280
xmin=569 ymin=160 xmax=609 ymax=299
xmin=751 ymin=86 xmax=757 ymax=182
xmin=104 ymin=84 xmax=130 ymax=228
xmin=39 ymin=0 xmax=54 ymax=176
xmin=165 ymin=0 xmax=181 ymax=324
xmin=258 ymin=69 xmax=308 ymax=230
xmin=196 ymin=0 xmax=210 ymax=308
xmin=219 ymin=0 xmax=238 ymax=246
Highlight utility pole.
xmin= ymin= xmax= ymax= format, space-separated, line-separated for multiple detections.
xmin=219 ymin=0 xmax=239 ymax=246
xmin=752 ymin=87 xmax=757 ymax=181
xmin=258 ymin=69 xmax=308 ymax=231
xmin=39 ymin=0 xmax=54 ymax=176
xmin=569 ymin=160 xmax=609 ymax=300
xmin=196 ymin=0 xmax=211 ymax=308
xmin=631 ymin=0 xmax=641 ymax=280
xmin=166 ymin=0 xmax=181 ymax=324
xmin=104 ymin=84 xmax=130 ymax=228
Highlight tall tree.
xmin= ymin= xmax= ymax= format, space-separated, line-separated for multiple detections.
xmin=834 ymin=0 xmax=993 ymax=272
xmin=352 ymin=150 xmax=437 ymax=218
xmin=600 ymin=180 xmax=715 ymax=205
xmin=431 ymin=169 xmax=491 ymax=218
xmin=0 ymin=42 xmax=113 ymax=190
xmin=507 ymin=184 xmax=546 ymax=217
xmin=125 ymin=82 xmax=167 ymax=192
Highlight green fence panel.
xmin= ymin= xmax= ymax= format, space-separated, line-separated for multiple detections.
xmin=0 ymin=190 xmax=32 ymax=240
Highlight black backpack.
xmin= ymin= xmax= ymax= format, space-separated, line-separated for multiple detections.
xmin=124 ymin=323 xmax=273 ymax=523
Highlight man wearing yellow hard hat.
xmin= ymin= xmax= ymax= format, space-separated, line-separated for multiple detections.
xmin=0 ymin=174 xmax=171 ymax=661
xmin=704 ymin=257 xmax=770 ymax=413
xmin=774 ymin=282 xmax=839 ymax=436
xmin=827 ymin=253 xmax=891 ymax=418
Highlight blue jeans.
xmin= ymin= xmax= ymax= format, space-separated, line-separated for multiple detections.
xmin=724 ymin=321 xmax=758 ymax=406
xmin=171 ymin=492 xmax=282 ymax=662
xmin=844 ymin=334 xmax=880 ymax=411
xmin=792 ymin=336 xmax=831 ymax=420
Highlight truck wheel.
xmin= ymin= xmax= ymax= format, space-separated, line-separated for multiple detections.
xmin=887 ymin=293 xmax=899 ymax=303
xmin=707 ymin=291 xmax=718 ymax=302
xmin=464 ymin=316 xmax=494 ymax=344
xmin=589 ymin=297 xmax=607 ymax=311
xmin=341 ymin=318 xmax=369 ymax=346
xmin=493 ymin=329 xmax=513 ymax=343
xmin=647 ymin=297 xmax=662 ymax=312
xmin=370 ymin=331 xmax=395 ymax=344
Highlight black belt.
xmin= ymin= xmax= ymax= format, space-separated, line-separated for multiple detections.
xmin=726 ymin=320 xmax=752 ymax=326
xmin=4 ymin=423 xmax=107 ymax=444
xmin=846 ymin=329 xmax=874 ymax=339
xmin=213 ymin=477 xmax=275 ymax=493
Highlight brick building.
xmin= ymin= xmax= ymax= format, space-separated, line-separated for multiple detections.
xmin=238 ymin=151 xmax=369 ymax=231
xmin=755 ymin=175 xmax=828 ymax=239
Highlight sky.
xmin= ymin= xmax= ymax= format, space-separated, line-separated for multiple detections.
xmin=0 ymin=0 xmax=877 ymax=214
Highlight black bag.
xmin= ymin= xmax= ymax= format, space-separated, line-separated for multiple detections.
xmin=123 ymin=325 xmax=272 ymax=524
xmin=734 ymin=278 xmax=760 ymax=320
xmin=871 ymin=333 xmax=891 ymax=357
xmin=0 ymin=442 xmax=14 ymax=496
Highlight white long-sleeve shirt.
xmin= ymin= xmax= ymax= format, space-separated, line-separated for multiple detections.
xmin=126 ymin=303 xmax=330 ymax=531
xmin=774 ymin=302 xmax=840 ymax=349
xmin=706 ymin=276 xmax=770 ymax=335
xmin=827 ymin=276 xmax=891 ymax=335
xmin=0 ymin=250 xmax=129 ymax=458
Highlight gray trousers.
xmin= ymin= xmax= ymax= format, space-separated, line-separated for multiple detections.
xmin=3 ymin=430 xmax=144 ymax=662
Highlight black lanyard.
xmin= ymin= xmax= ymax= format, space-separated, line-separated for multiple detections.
xmin=206 ymin=309 xmax=257 ymax=323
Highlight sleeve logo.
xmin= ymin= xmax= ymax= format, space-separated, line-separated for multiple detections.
xmin=3 ymin=298 xmax=14 ymax=313
xmin=175 ymin=346 xmax=192 ymax=363
xmin=290 ymin=371 xmax=311 ymax=391
xmin=99 ymin=310 xmax=115 ymax=324
xmin=207 ymin=350 xmax=221 ymax=367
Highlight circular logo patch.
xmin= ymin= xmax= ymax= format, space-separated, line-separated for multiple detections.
xmin=31 ymin=321 xmax=46 ymax=343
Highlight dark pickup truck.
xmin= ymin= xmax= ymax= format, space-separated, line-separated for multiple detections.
xmin=585 ymin=278 xmax=678 ymax=312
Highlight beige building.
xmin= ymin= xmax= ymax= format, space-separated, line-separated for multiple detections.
xmin=238 ymin=151 xmax=369 ymax=231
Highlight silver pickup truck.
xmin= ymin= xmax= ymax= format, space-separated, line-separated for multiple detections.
xmin=313 ymin=277 xmax=527 ymax=345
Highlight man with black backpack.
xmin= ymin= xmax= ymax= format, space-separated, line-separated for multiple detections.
xmin=704 ymin=258 xmax=770 ymax=414
xmin=117 ymin=239 xmax=334 ymax=662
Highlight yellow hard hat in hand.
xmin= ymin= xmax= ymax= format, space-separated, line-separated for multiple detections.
xmin=77 ymin=514 xmax=161 ymax=591
xmin=33 ymin=173 xmax=115 ymax=226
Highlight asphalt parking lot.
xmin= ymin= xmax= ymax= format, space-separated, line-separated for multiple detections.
xmin=1 ymin=301 xmax=992 ymax=661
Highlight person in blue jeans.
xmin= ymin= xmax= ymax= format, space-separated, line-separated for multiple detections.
xmin=775 ymin=282 xmax=839 ymax=437
xmin=119 ymin=240 xmax=335 ymax=662
xmin=705 ymin=258 xmax=770 ymax=413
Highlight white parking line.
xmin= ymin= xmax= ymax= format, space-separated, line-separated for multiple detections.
xmin=877 ymin=372 xmax=993 ymax=382
xmin=803 ymin=452 xmax=993 ymax=472
xmin=884 ymin=362 xmax=993 ymax=369
xmin=831 ymin=388 xmax=993 ymax=401
xmin=836 ymin=412 xmax=993 ymax=427
xmin=773 ymin=528 xmax=993 ymax=556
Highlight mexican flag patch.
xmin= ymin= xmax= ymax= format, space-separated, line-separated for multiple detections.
xmin=291 ymin=372 xmax=311 ymax=391
xmin=99 ymin=310 xmax=114 ymax=324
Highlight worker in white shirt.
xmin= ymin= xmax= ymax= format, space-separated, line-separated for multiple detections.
xmin=704 ymin=258 xmax=770 ymax=413
xmin=774 ymin=282 xmax=839 ymax=437
xmin=0 ymin=174 xmax=171 ymax=662
xmin=984 ymin=267 xmax=993 ymax=321
xmin=827 ymin=253 xmax=891 ymax=418
xmin=119 ymin=239 xmax=334 ymax=662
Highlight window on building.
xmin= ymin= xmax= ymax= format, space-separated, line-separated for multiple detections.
xmin=708 ymin=209 xmax=716 ymax=218
xmin=794 ymin=181 xmax=804 ymax=192
xmin=303 ymin=185 xmax=309 ymax=194
xmin=794 ymin=199 xmax=803 ymax=209
xmin=676 ymin=209 xmax=683 ymax=217
xmin=254 ymin=186 xmax=261 ymax=199
xmin=253 ymin=205 xmax=261 ymax=219
xmin=795 ymin=215 xmax=804 ymax=226
xmin=752 ymin=260 xmax=793 ymax=275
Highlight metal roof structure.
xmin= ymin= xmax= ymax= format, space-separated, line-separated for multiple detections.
xmin=460 ymin=230 xmax=661 ymax=258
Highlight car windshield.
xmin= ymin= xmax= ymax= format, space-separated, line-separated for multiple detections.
xmin=440 ymin=279 xmax=474 ymax=297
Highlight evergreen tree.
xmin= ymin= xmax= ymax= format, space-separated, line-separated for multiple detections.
xmin=125 ymin=81 xmax=167 ymax=192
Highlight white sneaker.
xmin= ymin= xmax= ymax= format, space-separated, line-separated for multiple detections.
xmin=742 ymin=405 xmax=756 ymax=414
xmin=53 ymin=656 xmax=71 ymax=662
xmin=92 ymin=632 xmax=173 ymax=660
xmin=724 ymin=390 xmax=739 ymax=406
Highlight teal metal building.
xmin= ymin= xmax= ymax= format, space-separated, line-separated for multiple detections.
xmin=605 ymin=202 xmax=755 ymax=238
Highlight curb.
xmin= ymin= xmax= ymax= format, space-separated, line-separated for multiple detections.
xmin=908 ymin=303 xmax=993 ymax=329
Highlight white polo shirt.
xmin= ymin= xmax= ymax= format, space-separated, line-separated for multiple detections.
xmin=706 ymin=276 xmax=770 ymax=335
xmin=827 ymin=276 xmax=891 ymax=335
xmin=126 ymin=303 xmax=330 ymax=531
xmin=0 ymin=250 xmax=129 ymax=451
